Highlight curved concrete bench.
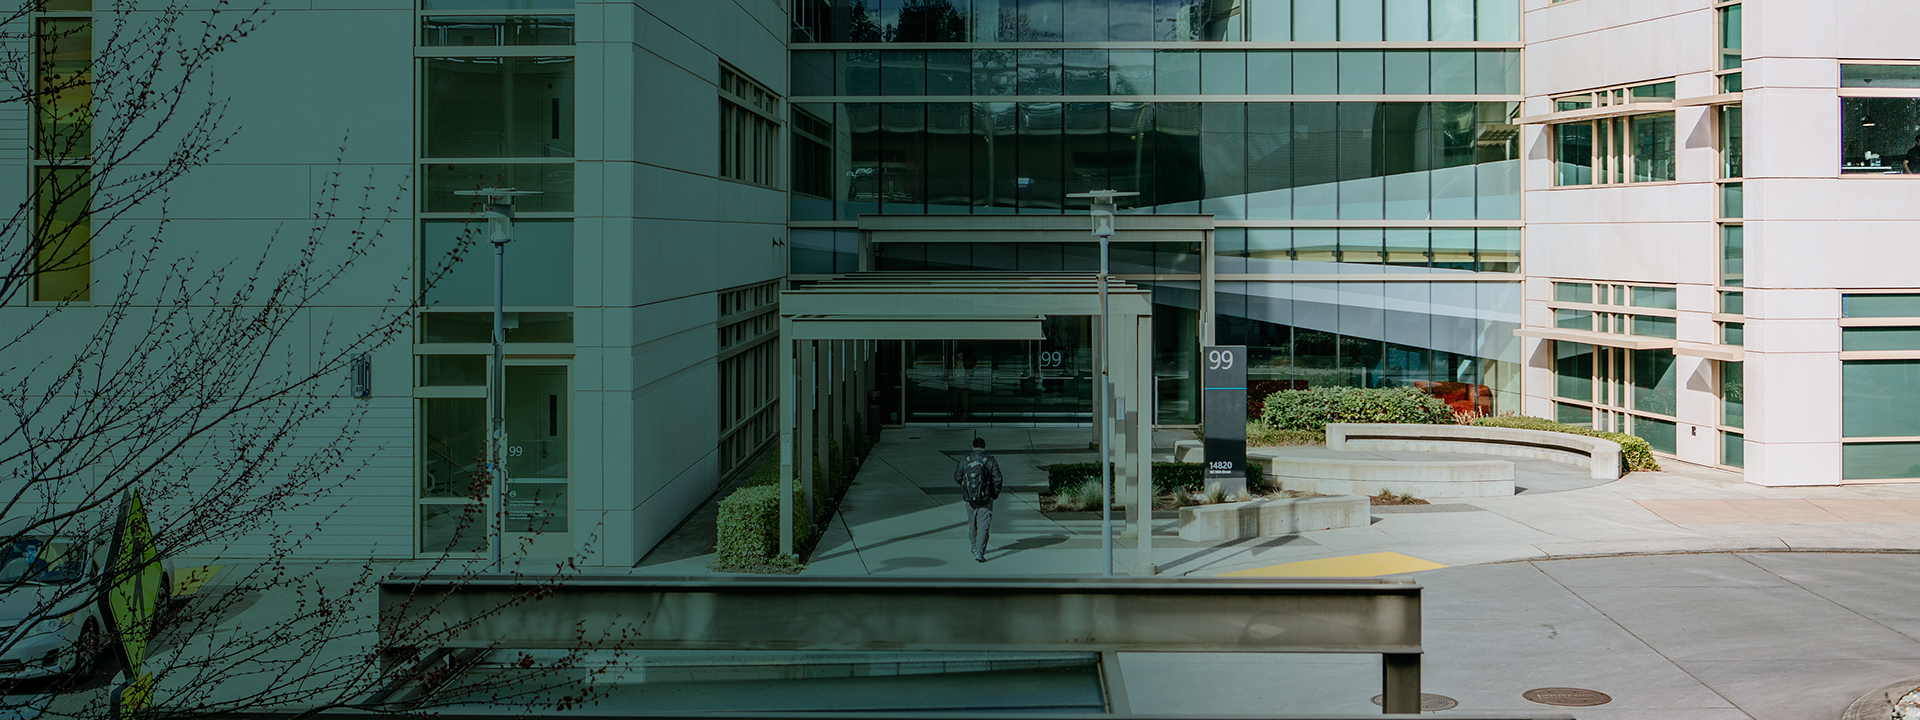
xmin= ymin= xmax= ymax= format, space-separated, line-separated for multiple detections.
xmin=1266 ymin=455 xmax=1515 ymax=498
xmin=1326 ymin=423 xmax=1621 ymax=481
xmin=1173 ymin=440 xmax=1516 ymax=498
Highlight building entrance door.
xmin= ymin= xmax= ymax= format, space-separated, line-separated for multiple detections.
xmin=416 ymin=361 xmax=572 ymax=558
xmin=901 ymin=317 xmax=1092 ymax=424
xmin=503 ymin=363 xmax=570 ymax=558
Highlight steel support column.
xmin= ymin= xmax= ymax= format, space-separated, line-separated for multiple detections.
xmin=1383 ymin=653 xmax=1422 ymax=714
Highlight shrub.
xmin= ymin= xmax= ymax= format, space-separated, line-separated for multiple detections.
xmin=1247 ymin=422 xmax=1326 ymax=447
xmin=1054 ymin=480 xmax=1104 ymax=511
xmin=713 ymin=485 xmax=809 ymax=568
xmin=1261 ymin=386 xmax=1455 ymax=430
xmin=1469 ymin=415 xmax=1662 ymax=473
xmin=1046 ymin=462 xmax=1265 ymax=494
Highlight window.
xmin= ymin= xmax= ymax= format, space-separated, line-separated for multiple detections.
xmin=1839 ymin=292 xmax=1920 ymax=480
xmin=1717 ymin=2 xmax=1741 ymax=92
xmin=791 ymin=105 xmax=834 ymax=209
xmin=32 ymin=13 xmax=92 ymax=302
xmin=1839 ymin=64 xmax=1920 ymax=175
xmin=721 ymin=65 xmax=781 ymax=188
xmin=1544 ymin=281 xmax=1681 ymax=340
xmin=1550 ymin=341 xmax=1679 ymax=454
xmin=1550 ymin=81 xmax=1677 ymax=187
xmin=718 ymin=281 xmax=781 ymax=475
xmin=424 ymin=57 xmax=574 ymax=158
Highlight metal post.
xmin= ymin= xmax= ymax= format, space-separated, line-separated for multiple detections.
xmin=1383 ymin=653 xmax=1422 ymax=714
xmin=489 ymin=235 xmax=506 ymax=573
xmin=1069 ymin=189 xmax=1134 ymax=578
xmin=455 ymin=187 xmax=540 ymax=574
xmin=1099 ymin=225 xmax=1112 ymax=578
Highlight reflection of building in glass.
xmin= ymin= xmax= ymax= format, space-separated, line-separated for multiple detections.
xmin=792 ymin=1 xmax=1529 ymax=427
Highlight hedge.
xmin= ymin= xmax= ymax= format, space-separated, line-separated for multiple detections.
xmin=1046 ymin=462 xmax=1265 ymax=494
xmin=1261 ymin=387 xmax=1454 ymax=430
xmin=714 ymin=485 xmax=808 ymax=568
xmin=1469 ymin=415 xmax=1662 ymax=473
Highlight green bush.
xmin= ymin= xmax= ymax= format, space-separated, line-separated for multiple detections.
xmin=1260 ymin=386 xmax=1455 ymax=430
xmin=1470 ymin=415 xmax=1662 ymax=473
xmin=1247 ymin=423 xmax=1327 ymax=447
xmin=713 ymin=485 xmax=808 ymax=568
xmin=1046 ymin=462 xmax=1265 ymax=494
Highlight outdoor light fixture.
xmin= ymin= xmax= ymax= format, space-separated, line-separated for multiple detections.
xmin=454 ymin=187 xmax=544 ymax=574
xmin=1067 ymin=189 xmax=1137 ymax=577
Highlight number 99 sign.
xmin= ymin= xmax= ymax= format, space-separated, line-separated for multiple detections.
xmin=1207 ymin=349 xmax=1235 ymax=370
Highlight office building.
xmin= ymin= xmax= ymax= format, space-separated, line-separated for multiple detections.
xmin=10 ymin=0 xmax=1916 ymax=566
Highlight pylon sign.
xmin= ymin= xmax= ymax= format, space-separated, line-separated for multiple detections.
xmin=1203 ymin=346 xmax=1248 ymax=494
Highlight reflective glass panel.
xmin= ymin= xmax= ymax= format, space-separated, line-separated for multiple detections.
xmin=1555 ymin=342 xmax=1593 ymax=402
xmin=1843 ymin=443 xmax=1920 ymax=481
xmin=1842 ymin=64 xmax=1920 ymax=89
xmin=422 ymin=219 xmax=573 ymax=307
xmin=1630 ymin=112 xmax=1675 ymax=182
xmin=1835 ymin=443 xmax=1920 ymax=481
xmin=424 ymin=57 xmax=574 ymax=158
xmin=421 ymin=15 xmax=574 ymax=45
xmin=1630 ymin=348 xmax=1677 ymax=416
xmin=1844 ymin=294 xmax=1920 ymax=318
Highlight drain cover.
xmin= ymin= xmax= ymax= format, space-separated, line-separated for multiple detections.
xmin=1523 ymin=687 xmax=1612 ymax=707
xmin=1369 ymin=693 xmax=1459 ymax=711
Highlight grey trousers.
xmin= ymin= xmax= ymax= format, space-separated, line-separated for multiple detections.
xmin=967 ymin=501 xmax=993 ymax=560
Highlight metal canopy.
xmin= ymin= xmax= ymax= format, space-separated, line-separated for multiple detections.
xmin=782 ymin=272 xmax=1155 ymax=322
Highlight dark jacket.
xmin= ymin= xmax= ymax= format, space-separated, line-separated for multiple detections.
xmin=953 ymin=450 xmax=1004 ymax=502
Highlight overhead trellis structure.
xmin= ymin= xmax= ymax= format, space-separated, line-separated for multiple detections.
xmin=778 ymin=272 xmax=1160 ymax=573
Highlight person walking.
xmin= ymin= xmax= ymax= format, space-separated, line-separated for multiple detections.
xmin=953 ymin=437 xmax=1004 ymax=563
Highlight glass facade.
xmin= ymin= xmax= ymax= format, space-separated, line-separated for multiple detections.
xmin=792 ymin=101 xmax=1520 ymax=220
xmin=794 ymin=49 xmax=1519 ymax=98
xmin=792 ymin=0 xmax=1520 ymax=43
xmin=797 ymin=0 xmax=1525 ymax=426
xmin=1216 ymin=281 xmax=1522 ymax=413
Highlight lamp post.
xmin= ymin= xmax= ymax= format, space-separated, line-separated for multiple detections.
xmin=454 ymin=187 xmax=542 ymax=573
xmin=1068 ymin=190 xmax=1136 ymax=577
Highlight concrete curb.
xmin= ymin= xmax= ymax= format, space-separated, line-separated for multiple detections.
xmin=1843 ymin=673 xmax=1920 ymax=720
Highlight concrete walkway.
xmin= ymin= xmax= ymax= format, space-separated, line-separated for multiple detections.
xmin=638 ymin=427 xmax=1920 ymax=579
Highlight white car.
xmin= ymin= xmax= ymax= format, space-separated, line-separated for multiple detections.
xmin=0 ymin=525 xmax=173 ymax=681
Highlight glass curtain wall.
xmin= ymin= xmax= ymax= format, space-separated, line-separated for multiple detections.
xmin=417 ymin=1 xmax=578 ymax=555
xmin=794 ymin=0 xmax=1520 ymax=43
xmin=793 ymin=100 xmax=1520 ymax=221
xmin=798 ymin=0 xmax=1525 ymax=426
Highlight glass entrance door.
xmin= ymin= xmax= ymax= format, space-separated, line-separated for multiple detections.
xmin=417 ymin=360 xmax=570 ymax=558
xmin=901 ymin=317 xmax=1092 ymax=424
xmin=504 ymin=363 xmax=570 ymax=558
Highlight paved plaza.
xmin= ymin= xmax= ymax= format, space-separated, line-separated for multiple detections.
xmin=636 ymin=428 xmax=1920 ymax=719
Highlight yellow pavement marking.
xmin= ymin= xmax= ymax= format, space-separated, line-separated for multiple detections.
xmin=172 ymin=565 xmax=222 ymax=595
xmin=1215 ymin=552 xmax=1447 ymax=578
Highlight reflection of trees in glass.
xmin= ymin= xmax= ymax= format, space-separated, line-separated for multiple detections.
xmin=885 ymin=0 xmax=970 ymax=42
xmin=848 ymin=0 xmax=882 ymax=42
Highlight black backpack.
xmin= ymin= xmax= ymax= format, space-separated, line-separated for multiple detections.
xmin=960 ymin=454 xmax=992 ymax=502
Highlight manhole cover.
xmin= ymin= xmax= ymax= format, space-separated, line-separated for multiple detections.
xmin=1369 ymin=693 xmax=1459 ymax=711
xmin=1523 ymin=687 xmax=1612 ymax=706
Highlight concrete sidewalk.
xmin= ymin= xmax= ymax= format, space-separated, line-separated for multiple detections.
xmin=637 ymin=427 xmax=1920 ymax=579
